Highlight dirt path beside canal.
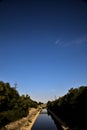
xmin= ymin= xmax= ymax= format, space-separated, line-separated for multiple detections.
xmin=4 ymin=107 xmax=41 ymax=130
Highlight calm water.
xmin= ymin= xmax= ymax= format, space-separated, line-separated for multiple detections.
xmin=31 ymin=109 xmax=63 ymax=130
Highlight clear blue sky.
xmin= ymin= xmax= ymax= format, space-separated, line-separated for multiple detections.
xmin=0 ymin=0 xmax=87 ymax=103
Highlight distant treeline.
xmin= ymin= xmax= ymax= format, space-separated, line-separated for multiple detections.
xmin=0 ymin=81 xmax=39 ymax=128
xmin=47 ymin=86 xmax=87 ymax=130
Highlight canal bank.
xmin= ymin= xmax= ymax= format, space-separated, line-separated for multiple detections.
xmin=23 ymin=108 xmax=41 ymax=130
xmin=48 ymin=109 xmax=71 ymax=130
xmin=18 ymin=107 xmax=42 ymax=130
xmin=4 ymin=107 xmax=42 ymax=130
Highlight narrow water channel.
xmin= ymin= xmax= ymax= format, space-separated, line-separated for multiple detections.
xmin=31 ymin=109 xmax=63 ymax=130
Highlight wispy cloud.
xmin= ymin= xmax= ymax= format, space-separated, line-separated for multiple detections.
xmin=55 ymin=40 xmax=60 ymax=45
xmin=73 ymin=37 xmax=87 ymax=45
xmin=54 ymin=39 xmax=64 ymax=46
xmin=66 ymin=36 xmax=87 ymax=47
xmin=54 ymin=35 xmax=87 ymax=47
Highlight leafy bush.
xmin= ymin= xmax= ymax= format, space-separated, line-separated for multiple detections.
xmin=0 ymin=81 xmax=38 ymax=128
xmin=47 ymin=86 xmax=87 ymax=130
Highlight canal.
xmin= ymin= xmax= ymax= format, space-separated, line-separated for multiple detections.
xmin=31 ymin=109 xmax=63 ymax=130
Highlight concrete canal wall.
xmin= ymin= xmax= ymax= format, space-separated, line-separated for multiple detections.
xmin=48 ymin=109 xmax=71 ymax=130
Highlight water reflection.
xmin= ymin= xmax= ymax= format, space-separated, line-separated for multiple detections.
xmin=40 ymin=109 xmax=47 ymax=114
xmin=31 ymin=109 xmax=63 ymax=130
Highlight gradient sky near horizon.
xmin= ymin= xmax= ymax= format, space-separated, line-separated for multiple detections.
xmin=0 ymin=0 xmax=87 ymax=102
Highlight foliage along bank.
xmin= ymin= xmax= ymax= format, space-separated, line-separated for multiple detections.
xmin=0 ymin=81 xmax=38 ymax=128
xmin=47 ymin=86 xmax=87 ymax=130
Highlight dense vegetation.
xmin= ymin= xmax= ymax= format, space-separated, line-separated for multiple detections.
xmin=47 ymin=86 xmax=87 ymax=130
xmin=0 ymin=81 xmax=38 ymax=128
